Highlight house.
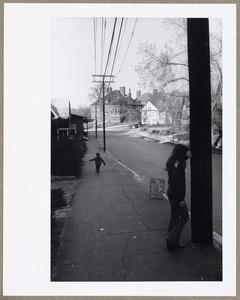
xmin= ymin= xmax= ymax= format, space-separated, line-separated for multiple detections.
xmin=90 ymin=86 xmax=143 ymax=125
xmin=141 ymin=99 xmax=172 ymax=126
xmin=141 ymin=101 xmax=160 ymax=125
xmin=51 ymin=100 xmax=88 ymax=140
xmin=51 ymin=104 xmax=60 ymax=140
xmin=181 ymin=97 xmax=190 ymax=129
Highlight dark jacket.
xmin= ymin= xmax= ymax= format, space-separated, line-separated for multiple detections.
xmin=89 ymin=156 xmax=105 ymax=167
xmin=167 ymin=162 xmax=186 ymax=203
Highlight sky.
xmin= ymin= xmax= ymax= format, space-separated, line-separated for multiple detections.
xmin=51 ymin=17 xmax=222 ymax=109
xmin=51 ymin=18 xmax=171 ymax=108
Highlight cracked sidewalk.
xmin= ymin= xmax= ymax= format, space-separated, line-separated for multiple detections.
xmin=52 ymin=133 xmax=222 ymax=282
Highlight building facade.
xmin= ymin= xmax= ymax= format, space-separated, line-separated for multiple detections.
xmin=141 ymin=101 xmax=160 ymax=125
xmin=90 ymin=86 xmax=143 ymax=125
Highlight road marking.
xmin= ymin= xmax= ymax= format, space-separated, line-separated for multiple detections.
xmin=114 ymin=158 xmax=142 ymax=181
xmin=98 ymin=138 xmax=142 ymax=181
xmin=98 ymin=137 xmax=222 ymax=245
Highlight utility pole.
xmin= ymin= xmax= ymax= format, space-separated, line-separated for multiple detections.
xmin=92 ymin=75 xmax=115 ymax=151
xmin=95 ymin=99 xmax=98 ymax=139
xmin=187 ymin=18 xmax=213 ymax=246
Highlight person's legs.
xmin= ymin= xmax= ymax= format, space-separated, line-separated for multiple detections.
xmin=166 ymin=202 xmax=189 ymax=246
xmin=96 ymin=165 xmax=100 ymax=174
xmin=167 ymin=201 xmax=180 ymax=233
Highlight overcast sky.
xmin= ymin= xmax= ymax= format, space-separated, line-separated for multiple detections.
xmin=51 ymin=17 xmax=221 ymax=109
xmin=51 ymin=18 xmax=169 ymax=108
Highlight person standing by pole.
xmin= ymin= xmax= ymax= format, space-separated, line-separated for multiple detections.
xmin=165 ymin=144 xmax=192 ymax=250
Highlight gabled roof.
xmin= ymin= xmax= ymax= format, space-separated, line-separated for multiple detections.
xmin=105 ymin=90 xmax=125 ymax=101
xmin=51 ymin=99 xmax=71 ymax=118
xmin=142 ymin=100 xmax=162 ymax=111
xmin=91 ymin=89 xmax=137 ymax=106
xmin=51 ymin=104 xmax=60 ymax=118
xmin=71 ymin=114 xmax=91 ymax=123
xmin=152 ymin=100 xmax=162 ymax=111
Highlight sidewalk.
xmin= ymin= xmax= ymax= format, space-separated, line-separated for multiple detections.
xmin=53 ymin=133 xmax=222 ymax=282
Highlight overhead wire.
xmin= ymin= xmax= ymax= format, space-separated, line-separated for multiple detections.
xmin=94 ymin=18 xmax=119 ymax=103
xmin=93 ymin=18 xmax=97 ymax=75
xmin=107 ymin=18 xmax=124 ymax=91
xmin=103 ymin=17 xmax=117 ymax=77
xmin=100 ymin=18 xmax=104 ymax=75
xmin=115 ymin=18 xmax=128 ymax=63
xmin=102 ymin=18 xmax=107 ymax=73
xmin=104 ymin=18 xmax=117 ymax=77
xmin=116 ymin=18 xmax=138 ymax=79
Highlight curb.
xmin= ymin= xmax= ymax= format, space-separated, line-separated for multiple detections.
xmin=134 ymin=131 xmax=222 ymax=153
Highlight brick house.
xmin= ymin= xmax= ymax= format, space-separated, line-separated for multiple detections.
xmin=90 ymin=86 xmax=143 ymax=125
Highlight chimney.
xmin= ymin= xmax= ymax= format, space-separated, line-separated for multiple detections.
xmin=153 ymin=89 xmax=158 ymax=100
xmin=128 ymin=88 xmax=131 ymax=98
xmin=120 ymin=86 xmax=126 ymax=97
xmin=136 ymin=90 xmax=141 ymax=99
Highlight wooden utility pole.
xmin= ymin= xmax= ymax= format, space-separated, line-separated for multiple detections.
xmin=187 ymin=18 xmax=213 ymax=246
xmin=92 ymin=75 xmax=115 ymax=151
xmin=95 ymin=100 xmax=98 ymax=139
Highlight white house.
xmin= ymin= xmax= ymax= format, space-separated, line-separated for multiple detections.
xmin=141 ymin=100 xmax=173 ymax=126
xmin=141 ymin=101 xmax=160 ymax=125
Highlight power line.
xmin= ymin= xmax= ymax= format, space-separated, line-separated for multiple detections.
xmin=116 ymin=18 xmax=138 ymax=78
xmin=104 ymin=17 xmax=117 ymax=76
xmin=92 ymin=18 xmax=117 ymax=151
xmin=107 ymin=18 xmax=124 ymax=91
xmin=105 ymin=18 xmax=116 ymax=76
xmin=115 ymin=18 xmax=128 ymax=63
xmin=93 ymin=18 xmax=97 ymax=75
xmin=102 ymin=18 xmax=107 ymax=74
xmin=100 ymin=18 xmax=104 ymax=75
xmin=110 ymin=18 xmax=124 ymax=77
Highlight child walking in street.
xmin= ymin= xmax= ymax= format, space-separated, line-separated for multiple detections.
xmin=89 ymin=153 xmax=106 ymax=174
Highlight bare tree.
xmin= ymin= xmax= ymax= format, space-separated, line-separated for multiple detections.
xmin=88 ymin=84 xmax=102 ymax=104
xmin=135 ymin=18 xmax=222 ymax=129
xmin=77 ymin=106 xmax=91 ymax=119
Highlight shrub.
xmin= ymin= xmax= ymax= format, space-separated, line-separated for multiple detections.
xmin=51 ymin=188 xmax=66 ymax=212
xmin=51 ymin=188 xmax=67 ymax=279
xmin=51 ymin=137 xmax=86 ymax=177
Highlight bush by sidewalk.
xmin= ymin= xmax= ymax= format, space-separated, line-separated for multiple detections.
xmin=51 ymin=136 xmax=86 ymax=177
xmin=51 ymin=135 xmax=86 ymax=278
xmin=51 ymin=188 xmax=67 ymax=277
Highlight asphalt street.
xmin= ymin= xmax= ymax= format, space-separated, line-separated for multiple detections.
xmin=94 ymin=124 xmax=222 ymax=236
xmin=53 ymin=132 xmax=222 ymax=283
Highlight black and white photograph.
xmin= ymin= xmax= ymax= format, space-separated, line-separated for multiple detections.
xmin=3 ymin=3 xmax=236 ymax=297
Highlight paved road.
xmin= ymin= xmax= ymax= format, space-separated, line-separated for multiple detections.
xmin=93 ymin=124 xmax=222 ymax=236
xmin=53 ymin=133 xmax=222 ymax=283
